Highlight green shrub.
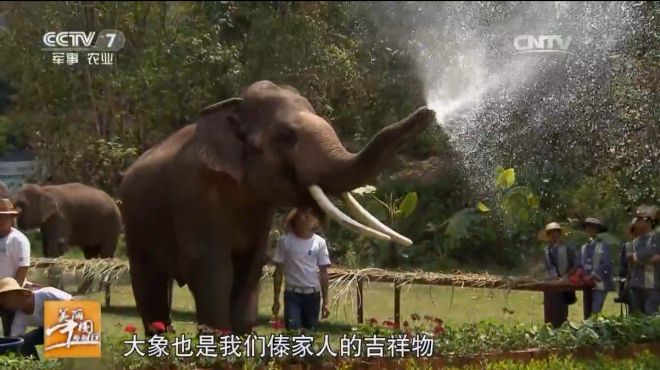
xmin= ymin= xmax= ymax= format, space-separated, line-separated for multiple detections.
xmin=454 ymin=351 xmax=660 ymax=370
xmin=0 ymin=354 xmax=63 ymax=370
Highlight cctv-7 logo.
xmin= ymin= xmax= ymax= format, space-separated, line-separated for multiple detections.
xmin=106 ymin=33 xmax=116 ymax=48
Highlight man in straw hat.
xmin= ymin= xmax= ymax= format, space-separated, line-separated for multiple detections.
xmin=540 ymin=222 xmax=579 ymax=328
xmin=0 ymin=198 xmax=32 ymax=337
xmin=625 ymin=205 xmax=660 ymax=315
xmin=0 ymin=277 xmax=72 ymax=360
xmin=616 ymin=218 xmax=642 ymax=312
xmin=579 ymin=218 xmax=614 ymax=316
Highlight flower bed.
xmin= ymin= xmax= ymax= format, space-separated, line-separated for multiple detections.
xmin=112 ymin=314 xmax=660 ymax=369
xmin=3 ymin=314 xmax=659 ymax=369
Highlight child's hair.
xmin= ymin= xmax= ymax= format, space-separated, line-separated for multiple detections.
xmin=283 ymin=207 xmax=326 ymax=232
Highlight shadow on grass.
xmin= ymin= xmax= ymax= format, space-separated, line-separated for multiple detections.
xmin=103 ymin=305 xmax=354 ymax=334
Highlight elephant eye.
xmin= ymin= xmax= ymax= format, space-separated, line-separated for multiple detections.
xmin=275 ymin=127 xmax=297 ymax=149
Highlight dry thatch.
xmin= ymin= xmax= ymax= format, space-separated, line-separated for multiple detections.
xmin=33 ymin=258 xmax=571 ymax=298
xmin=31 ymin=258 xmax=129 ymax=295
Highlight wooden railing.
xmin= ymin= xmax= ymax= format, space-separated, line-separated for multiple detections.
xmin=29 ymin=258 xmax=597 ymax=323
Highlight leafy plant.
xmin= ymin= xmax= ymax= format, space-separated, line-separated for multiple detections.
xmin=350 ymin=185 xmax=419 ymax=267
xmin=0 ymin=354 xmax=63 ymax=370
xmin=454 ymin=352 xmax=660 ymax=370
xmin=352 ymin=185 xmax=418 ymax=226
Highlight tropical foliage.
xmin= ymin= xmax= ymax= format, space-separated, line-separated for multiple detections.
xmin=0 ymin=2 xmax=657 ymax=271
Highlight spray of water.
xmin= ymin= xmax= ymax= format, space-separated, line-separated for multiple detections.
xmin=384 ymin=1 xmax=646 ymax=192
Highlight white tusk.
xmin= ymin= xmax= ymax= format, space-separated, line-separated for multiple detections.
xmin=308 ymin=185 xmax=391 ymax=243
xmin=341 ymin=192 xmax=413 ymax=247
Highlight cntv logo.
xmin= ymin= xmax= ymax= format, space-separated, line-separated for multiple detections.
xmin=513 ymin=35 xmax=573 ymax=55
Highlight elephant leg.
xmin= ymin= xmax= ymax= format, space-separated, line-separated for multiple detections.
xmin=98 ymin=236 xmax=118 ymax=258
xmin=74 ymin=245 xmax=99 ymax=295
xmin=41 ymin=219 xmax=68 ymax=257
xmin=82 ymin=245 xmax=101 ymax=259
xmin=186 ymin=248 xmax=233 ymax=331
xmin=230 ymin=251 xmax=262 ymax=334
xmin=129 ymin=260 xmax=173 ymax=336
xmin=41 ymin=228 xmax=57 ymax=258
xmin=42 ymin=229 xmax=65 ymax=289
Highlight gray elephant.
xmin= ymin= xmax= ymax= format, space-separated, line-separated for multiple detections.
xmin=120 ymin=80 xmax=435 ymax=335
xmin=13 ymin=183 xmax=121 ymax=258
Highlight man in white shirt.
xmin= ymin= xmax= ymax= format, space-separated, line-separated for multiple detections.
xmin=0 ymin=277 xmax=72 ymax=360
xmin=0 ymin=198 xmax=31 ymax=337
xmin=272 ymin=208 xmax=331 ymax=331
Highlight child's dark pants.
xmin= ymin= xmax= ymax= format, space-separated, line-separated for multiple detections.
xmin=284 ymin=290 xmax=321 ymax=331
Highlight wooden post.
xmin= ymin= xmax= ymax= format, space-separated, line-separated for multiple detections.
xmin=543 ymin=291 xmax=552 ymax=324
xmin=583 ymin=288 xmax=593 ymax=319
xmin=357 ymin=278 xmax=364 ymax=324
xmin=394 ymin=281 xmax=401 ymax=326
xmin=104 ymin=282 xmax=111 ymax=308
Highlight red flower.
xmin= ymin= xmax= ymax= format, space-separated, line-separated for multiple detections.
xmin=124 ymin=324 xmax=137 ymax=334
xmin=411 ymin=313 xmax=420 ymax=321
xmin=368 ymin=318 xmax=378 ymax=326
xmin=271 ymin=319 xmax=285 ymax=330
xmin=433 ymin=325 xmax=445 ymax=336
xmin=382 ymin=320 xmax=400 ymax=329
xmin=219 ymin=328 xmax=232 ymax=336
xmin=150 ymin=321 xmax=166 ymax=332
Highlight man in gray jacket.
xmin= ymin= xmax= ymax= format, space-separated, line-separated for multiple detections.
xmin=626 ymin=205 xmax=660 ymax=315
xmin=579 ymin=218 xmax=614 ymax=316
xmin=541 ymin=222 xmax=579 ymax=328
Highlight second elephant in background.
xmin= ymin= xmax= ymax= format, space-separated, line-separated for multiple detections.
xmin=12 ymin=183 xmax=121 ymax=258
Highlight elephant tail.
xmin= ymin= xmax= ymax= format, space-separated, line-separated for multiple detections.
xmin=112 ymin=197 xmax=125 ymax=233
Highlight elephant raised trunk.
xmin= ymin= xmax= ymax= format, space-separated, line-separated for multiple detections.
xmin=296 ymin=107 xmax=434 ymax=247
xmin=314 ymin=107 xmax=433 ymax=195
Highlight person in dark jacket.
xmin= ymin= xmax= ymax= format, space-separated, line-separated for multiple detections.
xmin=579 ymin=218 xmax=614 ymax=316
xmin=625 ymin=205 xmax=660 ymax=315
xmin=539 ymin=222 xmax=579 ymax=328
xmin=617 ymin=219 xmax=640 ymax=311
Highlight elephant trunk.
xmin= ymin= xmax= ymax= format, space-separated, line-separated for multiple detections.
xmin=296 ymin=107 xmax=434 ymax=247
xmin=316 ymin=107 xmax=433 ymax=194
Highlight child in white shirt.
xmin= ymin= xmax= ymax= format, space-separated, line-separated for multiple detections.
xmin=272 ymin=208 xmax=331 ymax=331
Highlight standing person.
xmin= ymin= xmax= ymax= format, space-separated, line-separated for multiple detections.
xmin=626 ymin=205 xmax=660 ymax=315
xmin=272 ymin=208 xmax=331 ymax=332
xmin=616 ymin=219 xmax=641 ymax=313
xmin=539 ymin=222 xmax=579 ymax=328
xmin=579 ymin=218 xmax=614 ymax=316
xmin=0 ymin=277 xmax=72 ymax=360
xmin=0 ymin=198 xmax=31 ymax=337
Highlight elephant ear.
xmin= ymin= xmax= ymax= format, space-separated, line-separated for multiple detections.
xmin=39 ymin=191 xmax=59 ymax=223
xmin=195 ymin=97 xmax=245 ymax=183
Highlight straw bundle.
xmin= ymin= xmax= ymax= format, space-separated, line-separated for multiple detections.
xmin=32 ymin=257 xmax=129 ymax=294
